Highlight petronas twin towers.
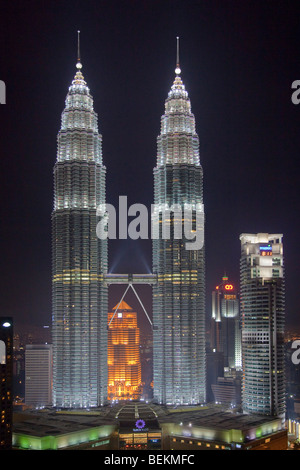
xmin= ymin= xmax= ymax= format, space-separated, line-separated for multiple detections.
xmin=52 ymin=38 xmax=205 ymax=408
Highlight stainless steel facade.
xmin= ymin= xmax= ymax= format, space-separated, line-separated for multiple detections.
xmin=52 ymin=61 xmax=108 ymax=408
xmin=152 ymin=63 xmax=206 ymax=405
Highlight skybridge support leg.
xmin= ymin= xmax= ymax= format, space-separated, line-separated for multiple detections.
xmin=107 ymin=282 xmax=153 ymax=329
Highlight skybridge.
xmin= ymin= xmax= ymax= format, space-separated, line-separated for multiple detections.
xmin=104 ymin=273 xmax=157 ymax=285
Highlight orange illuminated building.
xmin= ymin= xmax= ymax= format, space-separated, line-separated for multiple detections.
xmin=107 ymin=301 xmax=142 ymax=401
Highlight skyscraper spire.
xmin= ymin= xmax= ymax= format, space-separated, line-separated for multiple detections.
xmin=76 ymin=30 xmax=82 ymax=70
xmin=175 ymin=36 xmax=181 ymax=75
xmin=157 ymin=37 xmax=199 ymax=166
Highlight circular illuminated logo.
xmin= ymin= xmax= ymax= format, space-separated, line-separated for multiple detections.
xmin=135 ymin=419 xmax=146 ymax=429
xmin=224 ymin=284 xmax=234 ymax=290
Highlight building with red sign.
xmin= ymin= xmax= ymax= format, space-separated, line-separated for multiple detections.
xmin=211 ymin=275 xmax=241 ymax=370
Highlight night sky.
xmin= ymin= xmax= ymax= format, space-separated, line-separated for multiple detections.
xmin=1 ymin=0 xmax=300 ymax=332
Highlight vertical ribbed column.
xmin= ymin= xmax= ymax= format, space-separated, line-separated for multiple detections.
xmin=52 ymin=62 xmax=107 ymax=408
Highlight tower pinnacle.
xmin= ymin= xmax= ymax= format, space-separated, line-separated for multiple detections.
xmin=76 ymin=30 xmax=82 ymax=70
xmin=175 ymin=36 xmax=181 ymax=75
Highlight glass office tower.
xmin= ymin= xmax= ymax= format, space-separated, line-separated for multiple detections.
xmin=25 ymin=344 xmax=53 ymax=407
xmin=152 ymin=48 xmax=205 ymax=405
xmin=240 ymin=233 xmax=285 ymax=420
xmin=52 ymin=57 xmax=108 ymax=408
xmin=211 ymin=274 xmax=241 ymax=369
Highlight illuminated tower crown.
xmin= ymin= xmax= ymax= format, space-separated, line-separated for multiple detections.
xmin=157 ymin=69 xmax=200 ymax=167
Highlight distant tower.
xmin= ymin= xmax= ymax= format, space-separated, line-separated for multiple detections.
xmin=107 ymin=301 xmax=142 ymax=401
xmin=0 ymin=318 xmax=13 ymax=449
xmin=240 ymin=233 xmax=285 ymax=420
xmin=152 ymin=39 xmax=205 ymax=405
xmin=52 ymin=33 xmax=108 ymax=408
xmin=25 ymin=344 xmax=53 ymax=407
xmin=211 ymin=274 xmax=241 ymax=369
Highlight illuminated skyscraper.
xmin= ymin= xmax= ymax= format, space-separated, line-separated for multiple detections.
xmin=107 ymin=301 xmax=142 ymax=401
xmin=240 ymin=233 xmax=285 ymax=420
xmin=152 ymin=40 xmax=205 ymax=405
xmin=211 ymin=274 xmax=241 ymax=369
xmin=52 ymin=39 xmax=108 ymax=408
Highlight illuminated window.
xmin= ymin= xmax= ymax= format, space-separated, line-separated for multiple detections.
xmin=0 ymin=340 xmax=6 ymax=365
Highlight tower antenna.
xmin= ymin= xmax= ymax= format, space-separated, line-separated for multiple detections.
xmin=175 ymin=36 xmax=181 ymax=75
xmin=76 ymin=30 xmax=82 ymax=70
xmin=77 ymin=30 xmax=81 ymax=62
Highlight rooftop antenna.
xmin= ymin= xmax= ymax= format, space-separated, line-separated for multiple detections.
xmin=76 ymin=30 xmax=82 ymax=69
xmin=175 ymin=36 xmax=181 ymax=75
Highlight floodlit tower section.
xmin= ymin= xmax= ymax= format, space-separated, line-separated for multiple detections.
xmin=152 ymin=39 xmax=205 ymax=405
xmin=240 ymin=233 xmax=285 ymax=420
xmin=52 ymin=44 xmax=108 ymax=408
xmin=107 ymin=301 xmax=142 ymax=401
xmin=211 ymin=275 xmax=241 ymax=370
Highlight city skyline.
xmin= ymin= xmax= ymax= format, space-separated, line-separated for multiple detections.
xmin=1 ymin=0 xmax=300 ymax=334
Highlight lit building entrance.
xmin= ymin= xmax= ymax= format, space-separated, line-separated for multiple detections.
xmin=113 ymin=402 xmax=161 ymax=450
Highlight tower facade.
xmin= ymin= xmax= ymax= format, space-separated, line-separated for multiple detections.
xmin=52 ymin=55 xmax=108 ymax=408
xmin=152 ymin=44 xmax=206 ymax=405
xmin=107 ymin=301 xmax=142 ymax=401
xmin=240 ymin=233 xmax=285 ymax=419
xmin=211 ymin=274 xmax=241 ymax=369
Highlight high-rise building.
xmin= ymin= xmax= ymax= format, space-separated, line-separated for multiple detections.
xmin=152 ymin=40 xmax=206 ymax=405
xmin=51 ymin=41 xmax=108 ymax=408
xmin=211 ymin=376 xmax=241 ymax=407
xmin=240 ymin=233 xmax=285 ymax=420
xmin=25 ymin=344 xmax=53 ymax=407
xmin=0 ymin=318 xmax=13 ymax=449
xmin=211 ymin=274 xmax=241 ymax=369
xmin=107 ymin=301 xmax=142 ymax=401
